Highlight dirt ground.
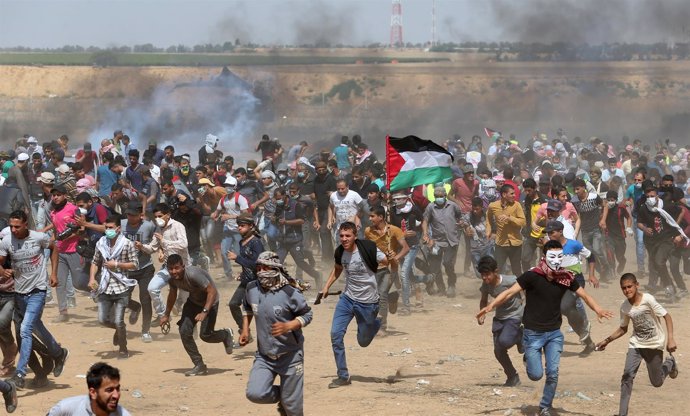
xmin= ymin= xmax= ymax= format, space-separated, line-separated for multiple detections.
xmin=11 ymin=245 xmax=689 ymax=416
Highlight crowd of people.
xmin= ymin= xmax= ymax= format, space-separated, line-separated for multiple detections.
xmin=0 ymin=129 xmax=686 ymax=414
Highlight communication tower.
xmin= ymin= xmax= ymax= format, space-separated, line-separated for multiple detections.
xmin=390 ymin=0 xmax=403 ymax=48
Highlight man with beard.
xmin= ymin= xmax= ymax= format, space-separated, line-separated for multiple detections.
xmin=241 ymin=251 xmax=312 ymax=416
xmin=521 ymin=178 xmax=548 ymax=272
xmin=313 ymin=162 xmax=337 ymax=269
xmin=228 ymin=214 xmax=264 ymax=349
xmin=477 ymin=240 xmax=613 ymax=416
xmin=143 ymin=141 xmax=165 ymax=166
xmin=125 ymin=149 xmax=147 ymax=190
xmin=47 ymin=362 xmax=130 ymax=415
xmin=348 ymin=167 xmax=370 ymax=200
xmin=160 ymin=254 xmax=234 ymax=376
xmin=486 ymin=185 xmax=526 ymax=277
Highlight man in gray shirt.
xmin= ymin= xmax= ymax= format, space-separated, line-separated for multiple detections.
xmin=160 ymin=254 xmax=234 ymax=377
xmin=422 ymin=186 xmax=463 ymax=297
xmin=320 ymin=222 xmax=387 ymax=389
xmin=477 ymin=256 xmax=524 ymax=387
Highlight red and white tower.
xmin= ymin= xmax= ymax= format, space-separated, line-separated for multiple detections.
xmin=390 ymin=0 xmax=403 ymax=48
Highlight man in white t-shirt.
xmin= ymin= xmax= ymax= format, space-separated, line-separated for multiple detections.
xmin=328 ymin=179 xmax=362 ymax=241
xmin=595 ymin=273 xmax=678 ymax=416
xmin=211 ymin=176 xmax=249 ymax=279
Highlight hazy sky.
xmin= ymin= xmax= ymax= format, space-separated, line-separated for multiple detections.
xmin=1 ymin=0 xmax=688 ymax=48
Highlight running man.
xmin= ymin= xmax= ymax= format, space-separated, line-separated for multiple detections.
xmin=595 ymin=273 xmax=678 ymax=416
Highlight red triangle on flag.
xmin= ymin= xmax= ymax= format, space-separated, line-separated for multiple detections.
xmin=386 ymin=135 xmax=406 ymax=190
xmin=484 ymin=127 xmax=500 ymax=138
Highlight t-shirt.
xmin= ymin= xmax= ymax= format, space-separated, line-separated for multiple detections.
xmin=572 ymin=192 xmax=603 ymax=233
xmin=637 ymin=204 xmax=681 ymax=244
xmin=50 ymin=203 xmax=80 ymax=253
xmin=257 ymin=140 xmax=277 ymax=160
xmin=169 ymin=266 xmax=218 ymax=307
xmin=97 ymin=165 xmax=119 ymax=197
xmin=74 ymin=150 xmax=97 ymax=173
xmin=517 ymin=270 xmax=580 ymax=331
xmin=121 ymin=219 xmax=156 ymax=270
xmin=561 ymin=239 xmax=591 ymax=275
xmin=480 ymin=275 xmax=523 ymax=320
xmin=451 ymin=178 xmax=478 ymax=213
xmin=47 ymin=394 xmax=130 ymax=416
xmin=313 ymin=174 xmax=336 ymax=211
xmin=620 ymin=293 xmax=668 ymax=350
xmin=342 ymin=247 xmax=386 ymax=304
xmin=217 ymin=192 xmax=249 ymax=232
xmin=333 ymin=144 xmax=351 ymax=169
xmin=0 ymin=231 xmax=51 ymax=294
xmin=330 ymin=190 xmax=362 ymax=226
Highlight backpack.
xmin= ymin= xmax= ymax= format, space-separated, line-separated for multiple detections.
xmin=334 ymin=239 xmax=379 ymax=274
xmin=225 ymin=192 xmax=252 ymax=214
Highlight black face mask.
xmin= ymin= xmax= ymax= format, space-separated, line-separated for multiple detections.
xmin=53 ymin=200 xmax=67 ymax=210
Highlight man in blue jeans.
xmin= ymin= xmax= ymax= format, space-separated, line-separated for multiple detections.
xmin=320 ymin=222 xmax=387 ymax=389
xmin=477 ymin=240 xmax=612 ymax=416
xmin=0 ymin=210 xmax=69 ymax=388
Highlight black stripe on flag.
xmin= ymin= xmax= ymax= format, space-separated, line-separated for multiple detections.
xmin=388 ymin=136 xmax=454 ymax=162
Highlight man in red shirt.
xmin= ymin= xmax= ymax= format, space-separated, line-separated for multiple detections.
xmin=451 ymin=164 xmax=479 ymax=275
xmin=503 ymin=166 xmax=521 ymax=201
xmin=74 ymin=143 xmax=97 ymax=176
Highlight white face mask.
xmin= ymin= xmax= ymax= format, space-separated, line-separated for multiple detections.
xmin=393 ymin=197 xmax=407 ymax=208
xmin=645 ymin=196 xmax=657 ymax=208
xmin=78 ymin=207 xmax=88 ymax=215
xmin=545 ymin=249 xmax=564 ymax=271
xmin=155 ymin=218 xmax=166 ymax=228
xmin=607 ymin=201 xmax=616 ymax=209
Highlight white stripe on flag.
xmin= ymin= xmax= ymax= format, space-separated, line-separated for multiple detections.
xmin=399 ymin=150 xmax=452 ymax=171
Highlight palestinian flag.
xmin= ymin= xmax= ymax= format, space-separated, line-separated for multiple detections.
xmin=484 ymin=127 xmax=501 ymax=138
xmin=386 ymin=135 xmax=454 ymax=192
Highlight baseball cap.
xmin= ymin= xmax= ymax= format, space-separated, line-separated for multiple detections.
xmin=545 ymin=220 xmax=564 ymax=233
xmin=37 ymin=172 xmax=55 ymax=184
xmin=462 ymin=164 xmax=474 ymax=174
xmin=17 ymin=153 xmax=29 ymax=162
xmin=50 ymin=184 xmax=69 ymax=194
xmin=125 ymin=201 xmax=143 ymax=215
xmin=56 ymin=164 xmax=70 ymax=174
xmin=224 ymin=176 xmax=238 ymax=187
xmin=546 ymin=199 xmax=563 ymax=212
xmin=198 ymin=178 xmax=213 ymax=186
xmin=27 ymin=136 xmax=38 ymax=144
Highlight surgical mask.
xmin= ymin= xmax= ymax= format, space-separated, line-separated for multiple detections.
xmin=78 ymin=207 xmax=88 ymax=215
xmin=645 ymin=196 xmax=657 ymax=208
xmin=105 ymin=229 xmax=118 ymax=240
xmin=276 ymin=199 xmax=285 ymax=206
xmin=545 ymin=249 xmax=564 ymax=270
xmin=297 ymin=172 xmax=305 ymax=179
xmin=278 ymin=173 xmax=287 ymax=182
xmin=155 ymin=218 xmax=166 ymax=228
xmin=290 ymin=194 xmax=299 ymax=200
xmin=607 ymin=201 xmax=616 ymax=209
xmin=435 ymin=197 xmax=446 ymax=205
xmin=197 ymin=186 xmax=206 ymax=195
xmin=225 ymin=187 xmax=235 ymax=194
xmin=393 ymin=198 xmax=407 ymax=208
xmin=634 ymin=183 xmax=642 ymax=189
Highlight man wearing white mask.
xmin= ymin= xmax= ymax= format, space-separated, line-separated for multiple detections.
xmin=477 ymin=240 xmax=613 ymax=416
xmin=211 ymin=176 xmax=249 ymax=280
xmin=135 ymin=203 xmax=190 ymax=327
xmin=636 ymin=185 xmax=689 ymax=300
xmin=26 ymin=137 xmax=43 ymax=157
xmin=88 ymin=215 xmax=139 ymax=359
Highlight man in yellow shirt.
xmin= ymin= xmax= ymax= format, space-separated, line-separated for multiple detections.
xmin=487 ymin=185 xmax=526 ymax=276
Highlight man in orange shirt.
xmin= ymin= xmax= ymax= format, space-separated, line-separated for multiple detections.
xmin=487 ymin=185 xmax=526 ymax=276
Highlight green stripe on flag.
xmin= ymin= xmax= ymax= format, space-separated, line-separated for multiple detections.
xmin=389 ymin=166 xmax=453 ymax=191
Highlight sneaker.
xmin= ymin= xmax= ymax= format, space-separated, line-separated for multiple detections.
xmin=6 ymin=374 xmax=24 ymax=389
xmin=517 ymin=341 xmax=524 ymax=354
xmin=328 ymin=377 xmax=351 ymax=389
xmin=184 ymin=363 xmax=208 ymax=377
xmin=222 ymin=328 xmax=234 ymax=355
xmin=677 ymin=289 xmax=689 ymax=299
xmin=665 ymin=286 xmax=677 ymax=303
xmin=141 ymin=333 xmax=153 ymax=343
xmin=29 ymin=376 xmax=49 ymax=389
xmin=388 ymin=291 xmax=399 ymax=314
xmin=398 ymin=307 xmax=411 ymax=316
xmin=129 ymin=305 xmax=141 ymax=325
xmin=446 ymin=285 xmax=456 ymax=298
xmin=580 ymin=340 xmax=596 ymax=356
xmin=67 ymin=297 xmax=76 ymax=308
xmin=150 ymin=317 xmax=161 ymax=328
xmin=52 ymin=314 xmax=69 ymax=323
xmin=670 ymin=355 xmax=679 ymax=379
xmin=45 ymin=296 xmax=57 ymax=306
xmin=2 ymin=380 xmax=17 ymax=413
xmin=539 ymin=408 xmax=552 ymax=416
xmin=504 ymin=373 xmax=521 ymax=387
xmin=112 ymin=331 xmax=119 ymax=347
xmin=53 ymin=348 xmax=69 ymax=377
xmin=117 ymin=348 xmax=129 ymax=360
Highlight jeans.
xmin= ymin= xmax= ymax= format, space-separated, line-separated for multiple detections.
xmin=523 ymin=328 xmax=563 ymax=410
xmin=560 ymin=275 xmax=590 ymax=343
xmin=492 ymin=318 xmax=522 ymax=378
xmin=581 ymin=228 xmax=612 ymax=280
xmin=470 ymin=243 xmax=495 ymax=277
xmin=148 ymin=268 xmax=171 ymax=318
xmin=276 ymin=240 xmax=321 ymax=288
xmin=129 ymin=265 xmax=154 ymax=333
xmin=221 ymin=230 xmax=242 ymax=277
xmin=607 ymin=235 xmax=627 ymax=273
xmin=399 ymin=245 xmax=429 ymax=308
xmin=0 ymin=294 xmax=16 ymax=368
xmin=494 ymin=245 xmax=523 ymax=276
xmin=375 ymin=269 xmax=393 ymax=330
xmin=229 ymin=284 xmax=247 ymax=331
xmin=646 ymin=240 xmax=675 ymax=290
xmin=330 ymin=295 xmax=380 ymax=380
xmin=178 ymin=301 xmax=226 ymax=365
xmin=619 ymin=348 xmax=674 ymax=416
xmin=317 ymin=208 xmax=334 ymax=267
xmin=97 ymin=290 xmax=130 ymax=349
xmin=669 ymin=247 xmax=688 ymax=291
xmin=14 ymin=290 xmax=62 ymax=377
xmin=521 ymin=236 xmax=540 ymax=272
xmin=428 ymin=244 xmax=458 ymax=291
xmin=56 ymin=252 xmax=89 ymax=314
xmin=263 ymin=218 xmax=280 ymax=251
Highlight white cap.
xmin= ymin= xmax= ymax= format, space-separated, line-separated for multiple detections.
xmin=261 ymin=170 xmax=276 ymax=180
xmin=27 ymin=136 xmax=38 ymax=144
xmin=37 ymin=172 xmax=55 ymax=184
xmin=56 ymin=164 xmax=70 ymax=174
xmin=224 ymin=176 xmax=237 ymax=187
xmin=17 ymin=153 xmax=29 ymax=161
